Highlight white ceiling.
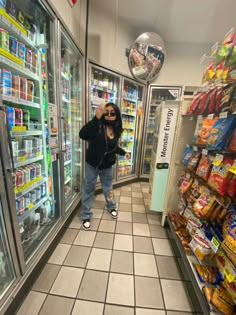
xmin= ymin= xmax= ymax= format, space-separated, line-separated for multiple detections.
xmin=100 ymin=0 xmax=236 ymax=45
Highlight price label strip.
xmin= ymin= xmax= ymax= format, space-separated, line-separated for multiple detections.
xmin=211 ymin=236 xmax=220 ymax=253
xmin=224 ymin=266 xmax=235 ymax=283
xmin=212 ymin=154 xmax=224 ymax=167
xmin=229 ymin=160 xmax=236 ymax=175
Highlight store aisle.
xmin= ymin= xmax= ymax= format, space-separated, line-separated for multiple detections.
xmin=16 ymin=182 xmax=203 ymax=315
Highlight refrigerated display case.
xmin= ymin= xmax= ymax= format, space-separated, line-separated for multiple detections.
xmin=141 ymin=85 xmax=182 ymax=177
xmin=117 ymin=78 xmax=145 ymax=179
xmin=0 ymin=0 xmax=60 ymax=268
xmin=60 ymin=30 xmax=83 ymax=212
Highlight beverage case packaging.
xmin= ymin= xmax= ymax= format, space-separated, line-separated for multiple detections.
xmin=20 ymin=77 xmax=27 ymax=100
xmin=12 ymin=74 xmax=20 ymax=98
xmin=2 ymin=69 xmax=12 ymax=96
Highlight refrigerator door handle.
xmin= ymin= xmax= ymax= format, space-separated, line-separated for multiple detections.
xmin=0 ymin=106 xmax=15 ymax=172
xmin=60 ymin=116 xmax=66 ymax=153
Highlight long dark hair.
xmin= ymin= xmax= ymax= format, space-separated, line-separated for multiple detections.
xmin=102 ymin=102 xmax=123 ymax=139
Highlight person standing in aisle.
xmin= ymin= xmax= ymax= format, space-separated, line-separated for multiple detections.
xmin=79 ymin=102 xmax=130 ymax=230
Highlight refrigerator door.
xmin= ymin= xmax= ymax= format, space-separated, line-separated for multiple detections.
xmin=59 ymin=30 xmax=83 ymax=212
xmin=141 ymin=86 xmax=182 ymax=177
xmin=0 ymin=1 xmax=60 ymax=267
xmin=117 ymin=78 xmax=145 ymax=179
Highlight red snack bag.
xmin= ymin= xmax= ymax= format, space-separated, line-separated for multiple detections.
xmin=198 ymin=89 xmax=212 ymax=115
xmin=227 ymin=174 xmax=236 ymax=198
xmin=228 ymin=129 xmax=236 ymax=153
xmin=214 ymin=87 xmax=223 ymax=113
xmin=187 ymin=92 xmax=204 ymax=114
xmin=208 ymin=157 xmax=234 ymax=195
xmin=207 ymin=88 xmax=217 ymax=114
xmin=196 ymin=154 xmax=215 ymax=181
xmin=196 ymin=117 xmax=218 ymax=145
xmin=187 ymin=151 xmax=201 ymax=171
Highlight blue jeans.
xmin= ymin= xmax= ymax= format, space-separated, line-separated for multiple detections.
xmin=80 ymin=162 xmax=116 ymax=220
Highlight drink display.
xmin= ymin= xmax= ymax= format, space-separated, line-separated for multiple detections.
xmin=142 ymin=86 xmax=182 ymax=176
xmin=60 ymin=31 xmax=83 ymax=209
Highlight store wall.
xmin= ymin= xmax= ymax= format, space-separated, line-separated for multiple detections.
xmin=47 ymin=0 xmax=87 ymax=53
xmin=88 ymin=0 xmax=211 ymax=87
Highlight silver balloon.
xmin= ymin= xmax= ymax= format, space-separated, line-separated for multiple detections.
xmin=128 ymin=32 xmax=166 ymax=82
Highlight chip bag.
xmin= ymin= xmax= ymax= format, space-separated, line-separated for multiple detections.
xmin=218 ymin=83 xmax=235 ymax=112
xmin=228 ymin=129 xmax=236 ymax=153
xmin=187 ymin=151 xmax=201 ymax=171
xmin=187 ymin=91 xmax=204 ymax=114
xmin=196 ymin=117 xmax=218 ymax=145
xmin=182 ymin=145 xmax=194 ymax=166
xmin=196 ymin=154 xmax=215 ymax=181
xmin=193 ymin=188 xmax=215 ymax=218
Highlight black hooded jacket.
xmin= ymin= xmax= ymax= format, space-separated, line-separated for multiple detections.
xmin=79 ymin=117 xmax=126 ymax=169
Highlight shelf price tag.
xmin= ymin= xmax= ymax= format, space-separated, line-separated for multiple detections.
xmin=212 ymin=154 xmax=224 ymax=166
xmin=202 ymin=149 xmax=208 ymax=156
xmin=229 ymin=160 xmax=236 ymax=175
xmin=220 ymin=112 xmax=228 ymax=119
xmin=18 ymin=156 xmax=26 ymax=162
xmin=193 ymin=146 xmax=198 ymax=152
xmin=224 ymin=267 xmax=235 ymax=282
xmin=211 ymin=236 xmax=220 ymax=253
xmin=28 ymin=203 xmax=33 ymax=210
xmin=12 ymin=126 xmax=27 ymax=132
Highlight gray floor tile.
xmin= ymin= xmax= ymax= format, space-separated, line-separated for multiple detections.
xmin=133 ymin=223 xmax=150 ymax=237
xmin=132 ymin=197 xmax=144 ymax=205
xmin=152 ymin=238 xmax=174 ymax=256
xmin=149 ymin=225 xmax=168 ymax=238
xmin=156 ymin=256 xmax=182 ymax=280
xmin=33 ymin=264 xmax=61 ymax=293
xmin=136 ymin=309 xmax=165 ymax=315
xmin=78 ymin=270 xmax=108 ymax=302
xmin=116 ymin=222 xmax=132 ymax=235
xmin=95 ymin=194 xmax=105 ymax=201
xmin=166 ymin=312 xmax=195 ymax=315
xmin=132 ymin=213 xmax=148 ymax=224
xmin=63 ymin=245 xmax=91 ymax=268
xmin=134 ymin=253 xmax=159 ymax=277
xmin=119 ymin=203 xmax=132 ymax=212
xmin=131 ymin=182 xmax=141 ymax=187
xmin=144 ymin=199 xmax=150 ymax=206
xmin=91 ymin=208 xmax=104 ymax=219
xmin=106 ymin=273 xmax=134 ymax=306
xmin=161 ymin=279 xmax=194 ymax=312
xmin=94 ymin=232 xmax=114 ymax=249
xmin=117 ymin=211 xmax=132 ymax=222
xmin=72 ymin=300 xmax=104 ymax=315
xmin=87 ymin=248 xmax=112 ymax=271
xmin=147 ymin=214 xmax=161 ymax=225
xmin=141 ymin=187 xmax=149 ymax=193
xmin=89 ymin=218 xmax=101 ymax=231
xmin=60 ymin=229 xmax=79 ymax=244
xmin=50 ymin=266 xmax=84 ymax=298
xmin=121 ymin=186 xmax=132 ymax=191
xmin=16 ymin=291 xmax=47 ymax=315
xmin=131 ymin=192 xmax=143 ymax=198
xmin=38 ymin=295 xmax=74 ymax=315
xmin=133 ymin=236 xmax=153 ymax=254
xmin=114 ymin=189 xmax=121 ymax=196
xmin=120 ymin=191 xmax=132 ymax=197
xmin=113 ymin=234 xmax=133 ymax=252
xmin=93 ymin=200 xmax=105 ymax=208
xmin=120 ymin=196 xmax=132 ymax=204
xmin=104 ymin=305 xmax=134 ymax=315
xmin=102 ymin=212 xmax=114 ymax=220
xmin=132 ymin=187 xmax=142 ymax=192
xmin=135 ymin=276 xmax=164 ymax=308
xmin=98 ymin=220 xmax=116 ymax=233
xmin=48 ymin=244 xmax=71 ymax=265
xmin=110 ymin=251 xmax=134 ymax=274
xmin=132 ymin=204 xmax=146 ymax=213
xmin=73 ymin=230 xmax=96 ymax=247
xmin=69 ymin=215 xmax=82 ymax=229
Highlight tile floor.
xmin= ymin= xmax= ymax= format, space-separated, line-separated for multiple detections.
xmin=16 ymin=182 xmax=203 ymax=315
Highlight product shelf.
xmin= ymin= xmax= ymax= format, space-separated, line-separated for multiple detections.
xmin=123 ymin=97 xmax=137 ymax=103
xmin=61 ymin=72 xmax=71 ymax=81
xmin=2 ymin=95 xmax=40 ymax=108
xmin=64 ymin=160 xmax=71 ymax=166
xmin=11 ymin=130 xmax=43 ymax=137
xmin=91 ymin=84 xmax=116 ymax=94
xmin=167 ymin=217 xmax=222 ymax=315
xmin=121 ymin=112 xmax=136 ymax=117
xmin=0 ymin=9 xmax=36 ymax=49
xmin=15 ymin=155 xmax=44 ymax=168
xmin=15 ymin=176 xmax=47 ymax=198
xmin=18 ymin=196 xmax=48 ymax=224
xmin=0 ymin=54 xmax=39 ymax=81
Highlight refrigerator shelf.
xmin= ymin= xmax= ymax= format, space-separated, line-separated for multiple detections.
xmin=0 ymin=9 xmax=36 ymax=49
xmin=18 ymin=196 xmax=48 ymax=224
xmin=123 ymin=127 xmax=135 ymax=130
xmin=0 ymin=55 xmax=39 ymax=81
xmin=2 ymin=95 xmax=40 ymax=108
xmin=15 ymin=155 xmax=44 ymax=168
xmin=121 ymin=112 xmax=136 ymax=117
xmin=64 ymin=160 xmax=71 ymax=166
xmin=91 ymin=84 xmax=116 ymax=94
xmin=64 ymin=177 xmax=72 ymax=185
xmin=61 ymin=72 xmax=71 ymax=81
xmin=123 ymin=97 xmax=137 ymax=103
xmin=15 ymin=177 xmax=47 ymax=198
xmin=11 ymin=130 xmax=43 ymax=137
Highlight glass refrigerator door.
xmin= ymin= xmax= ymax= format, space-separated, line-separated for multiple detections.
xmin=89 ymin=64 xmax=120 ymax=119
xmin=142 ymin=86 xmax=182 ymax=176
xmin=0 ymin=1 xmax=60 ymax=266
xmin=60 ymin=31 xmax=83 ymax=210
xmin=118 ymin=79 xmax=144 ymax=179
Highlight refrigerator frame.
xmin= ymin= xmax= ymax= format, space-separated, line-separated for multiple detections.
xmin=139 ymin=84 xmax=183 ymax=179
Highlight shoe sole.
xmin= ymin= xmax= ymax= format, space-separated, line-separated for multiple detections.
xmin=104 ymin=206 xmax=118 ymax=219
xmin=82 ymin=225 xmax=91 ymax=231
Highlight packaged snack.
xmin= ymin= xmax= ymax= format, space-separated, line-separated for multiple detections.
xmin=227 ymin=42 xmax=236 ymax=66
xmin=196 ymin=117 xmax=217 ymax=145
xmin=214 ymin=86 xmax=224 ymax=113
xmin=227 ymin=67 xmax=236 ymax=82
xmin=223 ymin=279 xmax=236 ymax=304
xmin=211 ymin=286 xmax=235 ymax=315
xmin=228 ymin=130 xmax=236 ymax=153
xmin=9 ymin=36 xmax=18 ymax=56
xmin=227 ymin=174 xmax=236 ymax=198
xmin=12 ymin=74 xmax=20 ymax=98
xmin=182 ymin=145 xmax=193 ymax=166
xmin=189 ymin=230 xmax=213 ymax=262
xmin=222 ymin=229 xmax=236 ymax=266
xmin=27 ymin=80 xmax=34 ymax=101
xmin=207 ymin=87 xmax=218 ymax=114
xmin=18 ymin=42 xmax=26 ymax=63
xmin=218 ymin=83 xmax=235 ymax=112
xmin=193 ymin=188 xmax=215 ymax=218
xmin=208 ymin=157 xmax=234 ymax=195
xmin=179 ymin=172 xmax=193 ymax=195
xmin=187 ymin=179 xmax=203 ymax=203
xmin=168 ymin=212 xmax=188 ymax=230
xmin=177 ymin=196 xmax=187 ymax=214
xmin=198 ymin=89 xmax=212 ymax=115
xmin=187 ymin=151 xmax=201 ymax=171
xmin=20 ymin=77 xmax=27 ymax=100
xmin=215 ymin=60 xmax=225 ymax=79
xmin=207 ymin=116 xmax=236 ymax=150
xmin=194 ymin=264 xmax=219 ymax=284
xmin=196 ymin=154 xmax=215 ymax=181
xmin=186 ymin=216 xmax=202 ymax=236
xmin=203 ymin=286 xmax=215 ymax=309
xmin=186 ymin=91 xmax=204 ymax=114
xmin=229 ymin=85 xmax=236 ymax=113
xmin=25 ymin=48 xmax=32 ymax=70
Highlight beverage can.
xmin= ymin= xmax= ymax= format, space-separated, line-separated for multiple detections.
xmin=20 ymin=77 xmax=27 ymax=100
xmin=25 ymin=48 xmax=32 ymax=70
xmin=18 ymin=197 xmax=25 ymax=215
xmin=7 ymin=106 xmax=15 ymax=130
xmin=29 ymin=164 xmax=36 ymax=180
xmin=9 ymin=36 xmax=18 ymax=56
xmin=23 ymin=168 xmax=30 ymax=184
xmin=24 ymin=193 xmax=31 ymax=208
xmin=32 ymin=51 xmax=38 ymax=73
xmin=12 ymin=74 xmax=20 ymax=98
xmin=16 ymin=170 xmax=24 ymax=187
xmin=27 ymin=80 xmax=34 ymax=101
xmin=30 ymin=189 xmax=36 ymax=203
xmin=15 ymin=108 xmax=23 ymax=126
xmin=11 ymin=140 xmax=19 ymax=161
xmin=2 ymin=69 xmax=12 ymax=96
xmin=0 ymin=28 xmax=9 ymax=51
xmin=23 ymin=110 xmax=30 ymax=129
xmin=18 ymin=42 xmax=26 ymax=62
xmin=35 ymin=163 xmax=41 ymax=177
xmin=36 ymin=187 xmax=41 ymax=201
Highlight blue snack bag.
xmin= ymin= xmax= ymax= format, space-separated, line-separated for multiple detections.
xmin=182 ymin=145 xmax=194 ymax=166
